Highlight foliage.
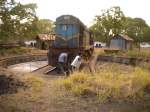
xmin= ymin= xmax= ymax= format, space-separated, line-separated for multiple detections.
xmin=124 ymin=17 xmax=149 ymax=43
xmin=36 ymin=19 xmax=54 ymax=34
xmin=90 ymin=6 xmax=126 ymax=43
xmin=0 ymin=0 xmax=38 ymax=43
xmin=55 ymin=68 xmax=150 ymax=102
xmin=0 ymin=47 xmax=28 ymax=56
xmin=90 ymin=6 xmax=150 ymax=44
xmin=142 ymin=27 xmax=150 ymax=42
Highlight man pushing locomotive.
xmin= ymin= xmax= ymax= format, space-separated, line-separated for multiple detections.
xmin=57 ymin=52 xmax=82 ymax=76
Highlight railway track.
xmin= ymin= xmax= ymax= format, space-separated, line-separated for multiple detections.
xmin=0 ymin=53 xmax=95 ymax=75
xmin=97 ymin=55 xmax=150 ymax=65
xmin=0 ymin=43 xmax=20 ymax=49
xmin=2 ymin=53 xmax=149 ymax=75
xmin=0 ymin=54 xmax=47 ymax=67
xmin=0 ymin=54 xmax=45 ymax=61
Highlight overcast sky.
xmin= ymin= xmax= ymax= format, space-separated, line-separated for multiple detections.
xmin=17 ymin=0 xmax=150 ymax=27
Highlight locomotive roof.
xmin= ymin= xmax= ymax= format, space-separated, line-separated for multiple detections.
xmin=56 ymin=15 xmax=86 ymax=28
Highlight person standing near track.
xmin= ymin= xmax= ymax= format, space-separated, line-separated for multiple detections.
xmin=70 ymin=53 xmax=82 ymax=72
xmin=57 ymin=52 xmax=68 ymax=75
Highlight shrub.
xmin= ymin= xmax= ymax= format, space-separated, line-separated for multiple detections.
xmin=24 ymin=75 xmax=45 ymax=92
xmin=55 ymin=67 xmax=150 ymax=102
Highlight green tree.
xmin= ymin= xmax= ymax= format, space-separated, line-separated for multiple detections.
xmin=36 ymin=19 xmax=54 ymax=34
xmin=125 ymin=17 xmax=149 ymax=43
xmin=0 ymin=0 xmax=37 ymax=43
xmin=142 ymin=27 xmax=150 ymax=42
xmin=90 ymin=6 xmax=126 ymax=44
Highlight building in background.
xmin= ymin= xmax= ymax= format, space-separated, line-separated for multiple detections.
xmin=35 ymin=34 xmax=55 ymax=50
xmin=109 ymin=34 xmax=134 ymax=50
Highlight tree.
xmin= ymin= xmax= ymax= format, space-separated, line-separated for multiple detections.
xmin=36 ymin=19 xmax=54 ymax=34
xmin=90 ymin=6 xmax=126 ymax=43
xmin=124 ymin=17 xmax=149 ymax=43
xmin=0 ymin=0 xmax=37 ymax=43
xmin=142 ymin=27 xmax=150 ymax=42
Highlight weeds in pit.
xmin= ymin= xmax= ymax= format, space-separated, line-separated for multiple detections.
xmin=23 ymin=74 xmax=46 ymax=101
xmin=24 ymin=74 xmax=45 ymax=92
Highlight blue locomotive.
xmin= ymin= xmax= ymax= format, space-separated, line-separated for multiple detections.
xmin=48 ymin=15 xmax=94 ymax=66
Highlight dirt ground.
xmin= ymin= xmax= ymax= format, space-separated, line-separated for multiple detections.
xmin=0 ymin=62 xmax=150 ymax=112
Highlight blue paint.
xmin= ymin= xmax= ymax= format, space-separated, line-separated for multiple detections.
xmin=110 ymin=38 xmax=126 ymax=50
xmin=55 ymin=24 xmax=79 ymax=47
xmin=56 ymin=24 xmax=78 ymax=37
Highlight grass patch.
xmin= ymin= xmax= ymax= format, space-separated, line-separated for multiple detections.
xmin=100 ymin=48 xmax=150 ymax=58
xmin=0 ymin=47 xmax=29 ymax=56
xmin=118 ymin=50 xmax=150 ymax=58
xmin=23 ymin=74 xmax=46 ymax=101
xmin=55 ymin=68 xmax=150 ymax=102
xmin=23 ymin=74 xmax=45 ymax=92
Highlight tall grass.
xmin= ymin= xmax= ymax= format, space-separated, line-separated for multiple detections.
xmin=23 ymin=74 xmax=46 ymax=101
xmin=24 ymin=75 xmax=45 ymax=92
xmin=102 ymin=49 xmax=150 ymax=58
xmin=0 ymin=47 xmax=28 ymax=56
xmin=55 ymin=68 xmax=150 ymax=102
xmin=123 ymin=50 xmax=150 ymax=58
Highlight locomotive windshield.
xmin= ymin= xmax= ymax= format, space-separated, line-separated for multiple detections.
xmin=54 ymin=23 xmax=79 ymax=47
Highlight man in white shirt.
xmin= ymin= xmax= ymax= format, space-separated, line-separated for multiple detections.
xmin=57 ymin=52 xmax=68 ymax=75
xmin=58 ymin=53 xmax=68 ymax=63
xmin=70 ymin=54 xmax=82 ymax=72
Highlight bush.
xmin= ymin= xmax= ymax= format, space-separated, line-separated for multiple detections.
xmin=55 ymin=68 xmax=150 ymax=102
xmin=24 ymin=75 xmax=45 ymax=92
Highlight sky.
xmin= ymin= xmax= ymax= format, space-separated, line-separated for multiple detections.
xmin=17 ymin=0 xmax=150 ymax=27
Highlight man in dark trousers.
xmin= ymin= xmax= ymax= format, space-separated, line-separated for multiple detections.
xmin=57 ymin=52 xmax=68 ymax=76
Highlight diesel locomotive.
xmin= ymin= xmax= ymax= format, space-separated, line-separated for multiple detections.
xmin=48 ymin=15 xmax=94 ymax=66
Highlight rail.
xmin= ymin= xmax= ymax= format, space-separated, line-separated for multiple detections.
xmin=97 ymin=55 xmax=150 ymax=65
xmin=0 ymin=54 xmax=47 ymax=67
